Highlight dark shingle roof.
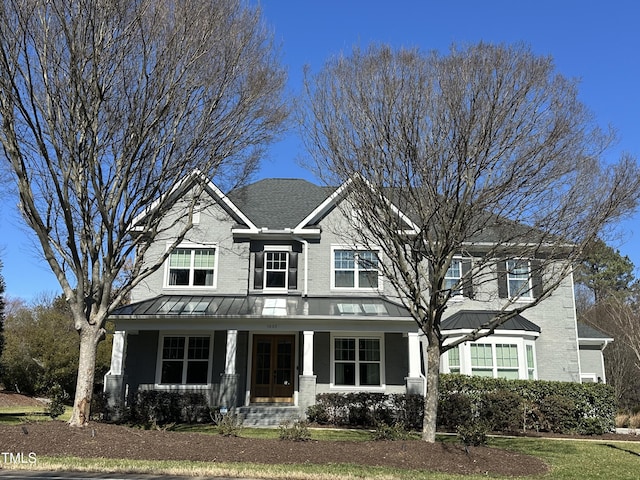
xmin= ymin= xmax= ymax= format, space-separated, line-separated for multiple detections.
xmin=577 ymin=322 xmax=613 ymax=340
xmin=441 ymin=310 xmax=541 ymax=332
xmin=227 ymin=178 xmax=333 ymax=229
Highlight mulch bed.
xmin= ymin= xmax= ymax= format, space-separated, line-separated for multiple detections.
xmin=0 ymin=421 xmax=550 ymax=476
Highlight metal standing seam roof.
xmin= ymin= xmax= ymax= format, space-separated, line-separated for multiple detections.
xmin=110 ymin=295 xmax=412 ymax=319
xmin=441 ymin=310 xmax=541 ymax=332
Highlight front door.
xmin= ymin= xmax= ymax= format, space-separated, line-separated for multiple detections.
xmin=251 ymin=334 xmax=295 ymax=403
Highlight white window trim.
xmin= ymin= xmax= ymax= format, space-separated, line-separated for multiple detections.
xmin=263 ymin=245 xmax=290 ymax=292
xmin=155 ymin=333 xmax=214 ymax=387
xmin=580 ymin=373 xmax=598 ymax=383
xmin=330 ymin=332 xmax=386 ymax=390
xmin=506 ymin=259 xmax=533 ymax=300
xmin=444 ymin=257 xmax=465 ymax=300
xmin=330 ymin=245 xmax=383 ymax=292
xmin=442 ymin=336 xmax=537 ymax=380
xmin=164 ymin=242 xmax=219 ymax=289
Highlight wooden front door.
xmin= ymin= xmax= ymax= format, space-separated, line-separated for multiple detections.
xmin=251 ymin=334 xmax=295 ymax=403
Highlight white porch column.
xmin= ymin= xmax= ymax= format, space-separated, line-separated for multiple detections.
xmin=303 ymin=330 xmax=315 ymax=376
xmin=225 ymin=330 xmax=238 ymax=375
xmin=408 ymin=331 xmax=422 ymax=377
xmin=109 ymin=331 xmax=127 ymax=375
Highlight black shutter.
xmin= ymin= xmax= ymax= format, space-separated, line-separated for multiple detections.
xmin=531 ymin=259 xmax=543 ymax=298
xmin=288 ymin=251 xmax=298 ymax=290
xmin=497 ymin=260 xmax=508 ymax=298
xmin=461 ymin=259 xmax=474 ymax=299
xmin=254 ymin=251 xmax=264 ymax=290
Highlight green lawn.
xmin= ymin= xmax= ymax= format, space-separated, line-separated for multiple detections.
xmin=17 ymin=437 xmax=640 ymax=480
xmin=0 ymin=405 xmax=72 ymax=424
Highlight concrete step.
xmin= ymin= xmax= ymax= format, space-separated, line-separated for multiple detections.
xmin=238 ymin=405 xmax=301 ymax=427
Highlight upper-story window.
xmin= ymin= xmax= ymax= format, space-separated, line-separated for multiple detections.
xmin=506 ymin=260 xmax=532 ymax=299
xmin=444 ymin=260 xmax=462 ymax=296
xmin=265 ymin=251 xmax=288 ymax=289
xmin=167 ymin=245 xmax=217 ymax=288
xmin=253 ymin=246 xmax=298 ymax=291
xmin=333 ymin=248 xmax=380 ymax=289
xmin=498 ymin=259 xmax=541 ymax=300
xmin=442 ymin=257 xmax=474 ymax=298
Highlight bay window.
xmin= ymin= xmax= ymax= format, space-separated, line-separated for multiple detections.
xmin=444 ymin=338 xmax=537 ymax=380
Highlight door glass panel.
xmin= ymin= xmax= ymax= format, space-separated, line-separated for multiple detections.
xmin=255 ymin=340 xmax=271 ymax=385
xmin=275 ymin=339 xmax=292 ymax=385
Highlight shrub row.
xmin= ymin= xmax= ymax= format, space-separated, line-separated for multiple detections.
xmin=306 ymin=392 xmax=424 ymax=430
xmin=127 ymin=391 xmax=211 ymax=426
xmin=306 ymin=375 xmax=616 ymax=435
xmin=439 ymin=374 xmax=616 ymax=434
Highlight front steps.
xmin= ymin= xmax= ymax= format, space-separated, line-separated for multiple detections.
xmin=237 ymin=404 xmax=302 ymax=427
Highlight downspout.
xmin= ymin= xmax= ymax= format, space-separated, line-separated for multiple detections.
xmin=293 ymin=236 xmax=309 ymax=297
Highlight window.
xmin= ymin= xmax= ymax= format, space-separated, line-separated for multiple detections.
xmin=253 ymin=249 xmax=298 ymax=291
xmin=444 ymin=260 xmax=462 ymax=295
xmin=333 ymin=248 xmax=379 ymax=289
xmin=470 ymin=344 xmax=494 ymax=377
xmin=507 ymin=260 xmax=532 ymax=298
xmin=265 ymin=251 xmax=288 ymax=289
xmin=333 ymin=336 xmax=382 ymax=387
xmin=448 ymin=346 xmax=461 ymax=374
xmin=167 ymin=246 xmax=216 ymax=287
xmin=526 ymin=344 xmax=536 ymax=380
xmin=159 ymin=336 xmax=211 ymax=384
xmin=448 ymin=339 xmax=536 ymax=380
xmin=495 ymin=344 xmax=519 ymax=379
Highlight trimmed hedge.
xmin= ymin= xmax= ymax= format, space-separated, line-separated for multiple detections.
xmin=439 ymin=374 xmax=616 ymax=434
xmin=307 ymin=392 xmax=423 ymax=430
xmin=307 ymin=375 xmax=616 ymax=435
xmin=128 ymin=391 xmax=211 ymax=426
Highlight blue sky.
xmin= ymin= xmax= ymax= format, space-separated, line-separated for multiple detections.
xmin=1 ymin=0 xmax=639 ymax=300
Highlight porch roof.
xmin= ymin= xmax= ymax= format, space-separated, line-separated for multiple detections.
xmin=441 ymin=310 xmax=541 ymax=333
xmin=110 ymin=294 xmax=412 ymax=319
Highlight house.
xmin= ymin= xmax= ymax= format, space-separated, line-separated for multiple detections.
xmin=104 ymin=177 xmax=610 ymax=424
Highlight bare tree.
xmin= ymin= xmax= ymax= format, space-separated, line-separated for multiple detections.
xmin=581 ymin=300 xmax=640 ymax=409
xmin=299 ymin=43 xmax=640 ymax=442
xmin=0 ymin=0 xmax=287 ymax=426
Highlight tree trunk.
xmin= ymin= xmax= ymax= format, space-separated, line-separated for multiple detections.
xmin=421 ymin=342 xmax=441 ymax=442
xmin=68 ymin=324 xmax=102 ymax=427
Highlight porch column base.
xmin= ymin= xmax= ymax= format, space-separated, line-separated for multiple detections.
xmin=298 ymin=375 xmax=317 ymax=418
xmin=104 ymin=374 xmax=126 ymax=420
xmin=405 ymin=376 xmax=425 ymax=395
xmin=218 ymin=374 xmax=239 ymax=409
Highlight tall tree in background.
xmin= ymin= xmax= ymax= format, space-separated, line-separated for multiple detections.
xmin=574 ymin=239 xmax=640 ymax=408
xmin=0 ymin=0 xmax=287 ymax=426
xmin=0 ymin=295 xmax=112 ymax=396
xmin=299 ymin=43 xmax=640 ymax=441
xmin=574 ymin=238 xmax=637 ymax=307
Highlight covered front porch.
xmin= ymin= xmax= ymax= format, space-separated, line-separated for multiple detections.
xmin=104 ymin=294 xmax=425 ymax=419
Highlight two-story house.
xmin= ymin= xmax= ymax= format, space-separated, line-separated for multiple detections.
xmin=104 ymin=177 xmax=611 ymax=424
